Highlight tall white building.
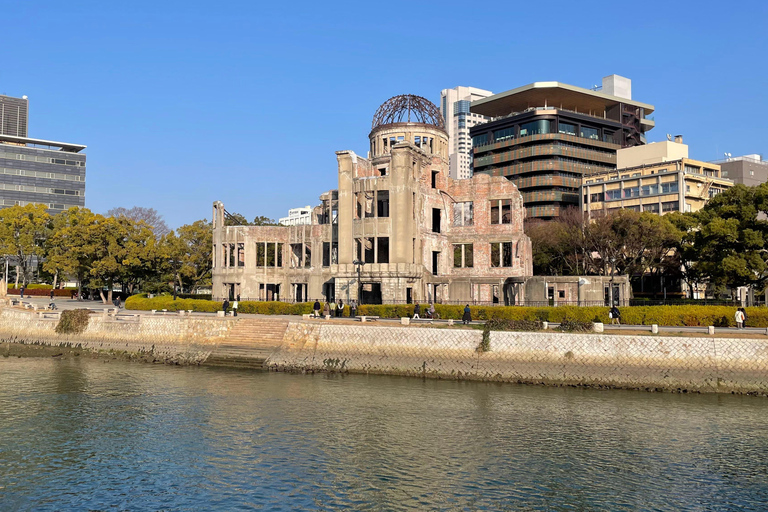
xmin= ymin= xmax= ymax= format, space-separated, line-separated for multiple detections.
xmin=439 ymin=86 xmax=494 ymax=179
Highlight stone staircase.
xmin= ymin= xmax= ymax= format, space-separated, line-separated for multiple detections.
xmin=204 ymin=318 xmax=289 ymax=369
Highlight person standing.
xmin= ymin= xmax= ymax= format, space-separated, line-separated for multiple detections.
xmin=337 ymin=299 xmax=344 ymax=318
xmin=323 ymin=302 xmax=331 ymax=318
xmin=413 ymin=302 xmax=421 ymax=319
xmin=313 ymin=299 xmax=322 ymax=318
xmin=462 ymin=304 xmax=472 ymax=325
xmin=735 ymin=308 xmax=745 ymax=329
xmin=50 ymin=289 xmax=54 ymax=301
xmin=350 ymin=299 xmax=357 ymax=318
xmin=222 ymin=298 xmax=230 ymax=316
xmin=329 ymin=299 xmax=336 ymax=318
xmin=232 ymin=299 xmax=238 ymax=317
xmin=20 ymin=285 xmax=25 ymax=299
xmin=610 ymin=305 xmax=621 ymax=325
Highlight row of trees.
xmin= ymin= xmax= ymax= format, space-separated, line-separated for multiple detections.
xmin=527 ymin=183 xmax=768 ymax=297
xmin=0 ymin=204 xmax=213 ymax=303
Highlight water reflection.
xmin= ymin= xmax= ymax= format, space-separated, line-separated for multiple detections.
xmin=1 ymin=357 xmax=767 ymax=511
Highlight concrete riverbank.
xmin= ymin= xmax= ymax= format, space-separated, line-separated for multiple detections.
xmin=2 ymin=306 xmax=767 ymax=394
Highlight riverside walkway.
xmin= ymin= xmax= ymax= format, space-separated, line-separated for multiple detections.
xmin=10 ymin=296 xmax=768 ymax=336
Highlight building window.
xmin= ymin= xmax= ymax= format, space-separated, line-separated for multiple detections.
xmin=623 ymin=186 xmax=640 ymax=198
xmin=641 ymin=184 xmax=659 ymax=196
xmin=356 ymin=238 xmax=375 ymax=264
xmin=520 ymin=120 xmax=551 ymax=136
xmin=377 ymin=237 xmax=389 ymax=264
xmin=453 ymin=202 xmax=474 ymax=226
xmin=493 ymin=127 xmax=515 ymax=142
xmin=662 ymin=201 xmax=679 ymax=212
xmin=643 ymin=203 xmax=660 ymax=213
xmin=453 ymin=244 xmax=473 ymax=268
xmin=590 ymin=192 xmax=604 ymax=202
xmin=432 ymin=208 xmax=441 ymax=233
xmin=558 ymin=122 xmax=576 ymax=136
xmin=377 ymin=190 xmax=389 ymax=217
xmin=237 ymin=243 xmax=245 ymax=266
xmin=490 ymin=200 xmax=512 ymax=224
xmin=303 ymin=243 xmax=312 ymax=268
xmin=472 ymin=133 xmax=488 ymax=147
xmin=580 ymin=126 xmax=599 ymax=140
xmin=432 ymin=171 xmax=439 ymax=189
xmin=490 ymin=242 xmax=516 ymax=268
xmin=290 ymin=244 xmax=303 ymax=268
xmin=661 ymin=182 xmax=679 ymax=194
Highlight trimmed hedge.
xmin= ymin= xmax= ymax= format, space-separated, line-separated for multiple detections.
xmin=125 ymin=294 xmax=316 ymax=315
xmin=9 ymin=288 xmax=74 ymax=297
xmin=358 ymin=304 xmax=768 ymax=328
xmin=124 ymin=295 xmax=768 ymax=328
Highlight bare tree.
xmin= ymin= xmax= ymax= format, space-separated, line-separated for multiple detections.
xmin=106 ymin=207 xmax=171 ymax=238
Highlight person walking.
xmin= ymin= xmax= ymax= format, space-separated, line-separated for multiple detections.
xmin=50 ymin=289 xmax=54 ymax=301
xmin=462 ymin=304 xmax=472 ymax=325
xmin=350 ymin=299 xmax=357 ymax=318
xmin=427 ymin=303 xmax=438 ymax=319
xmin=610 ymin=305 xmax=621 ymax=325
xmin=232 ymin=299 xmax=238 ymax=317
xmin=222 ymin=298 xmax=230 ymax=316
xmin=735 ymin=308 xmax=745 ymax=329
xmin=323 ymin=302 xmax=331 ymax=318
xmin=337 ymin=299 xmax=344 ymax=318
xmin=313 ymin=299 xmax=322 ymax=318
xmin=413 ymin=302 xmax=421 ymax=319
xmin=20 ymin=285 xmax=25 ymax=299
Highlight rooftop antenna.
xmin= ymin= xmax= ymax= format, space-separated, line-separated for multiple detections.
xmin=724 ymin=152 xmax=732 ymax=161
xmin=667 ymin=134 xmax=672 ymax=141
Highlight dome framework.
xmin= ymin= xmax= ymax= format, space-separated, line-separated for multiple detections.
xmin=371 ymin=94 xmax=445 ymax=131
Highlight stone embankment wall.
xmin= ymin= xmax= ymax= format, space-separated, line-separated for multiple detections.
xmin=0 ymin=308 xmax=236 ymax=364
xmin=267 ymin=324 xmax=768 ymax=394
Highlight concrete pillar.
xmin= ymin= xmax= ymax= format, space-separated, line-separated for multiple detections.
xmin=708 ymin=326 xmax=715 ymax=335
xmin=651 ymin=324 xmax=659 ymax=334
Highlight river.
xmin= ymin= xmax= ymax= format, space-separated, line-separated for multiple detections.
xmin=1 ymin=356 xmax=767 ymax=511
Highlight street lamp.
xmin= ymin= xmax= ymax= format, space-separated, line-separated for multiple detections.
xmin=353 ymin=259 xmax=365 ymax=305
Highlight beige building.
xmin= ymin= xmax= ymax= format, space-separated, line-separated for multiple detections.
xmin=582 ymin=140 xmax=733 ymax=217
xmin=212 ymin=95 xmax=533 ymax=305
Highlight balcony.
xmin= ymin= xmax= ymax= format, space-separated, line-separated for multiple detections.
xmin=474 ymin=132 xmax=620 ymax=154
xmin=474 ymin=143 xmax=617 ymax=168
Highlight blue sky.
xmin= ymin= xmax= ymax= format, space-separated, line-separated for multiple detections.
xmin=2 ymin=0 xmax=766 ymax=228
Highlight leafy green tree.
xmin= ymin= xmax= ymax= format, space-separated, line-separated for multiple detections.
xmin=44 ymin=207 xmax=100 ymax=298
xmin=684 ymin=184 xmax=768 ymax=294
xmin=163 ymin=220 xmax=212 ymax=294
xmin=0 ymin=204 xmax=51 ymax=287
xmin=252 ymin=215 xmax=278 ymax=226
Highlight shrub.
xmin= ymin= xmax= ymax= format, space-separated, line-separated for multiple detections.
xmin=55 ymin=309 xmax=91 ymax=334
xmin=125 ymin=294 xmax=315 ymax=315
xmin=557 ymin=319 xmax=593 ymax=332
xmin=8 ymin=288 xmax=73 ymax=297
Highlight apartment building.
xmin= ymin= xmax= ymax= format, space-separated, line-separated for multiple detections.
xmin=439 ymin=86 xmax=493 ymax=179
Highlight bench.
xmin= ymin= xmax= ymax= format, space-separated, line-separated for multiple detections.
xmin=355 ymin=315 xmax=379 ymax=322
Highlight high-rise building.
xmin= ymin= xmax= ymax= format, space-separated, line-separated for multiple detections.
xmin=470 ymin=75 xmax=655 ymax=220
xmin=0 ymin=94 xmax=85 ymax=214
xmin=439 ymin=86 xmax=493 ymax=179
xmin=0 ymin=94 xmax=29 ymax=137
xmin=279 ymin=206 xmax=313 ymax=226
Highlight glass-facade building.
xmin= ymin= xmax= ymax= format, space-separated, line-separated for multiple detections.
xmin=469 ymin=78 xmax=655 ymax=220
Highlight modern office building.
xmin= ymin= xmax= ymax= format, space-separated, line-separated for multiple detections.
xmin=470 ymin=75 xmax=655 ymax=220
xmin=0 ymin=94 xmax=29 ymax=137
xmin=213 ymin=94 xmax=535 ymax=305
xmin=581 ymin=140 xmax=732 ymax=218
xmin=279 ymin=206 xmax=313 ymax=226
xmin=716 ymin=154 xmax=768 ymax=186
xmin=0 ymin=95 xmax=86 ymax=214
xmin=439 ymin=86 xmax=493 ymax=180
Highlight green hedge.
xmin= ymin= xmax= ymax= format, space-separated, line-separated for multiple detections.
xmin=357 ymin=304 xmax=768 ymax=328
xmin=124 ymin=295 xmax=767 ymax=328
xmin=125 ymin=294 xmax=315 ymax=315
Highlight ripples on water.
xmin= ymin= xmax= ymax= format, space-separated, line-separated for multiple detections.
xmin=1 ymin=357 xmax=767 ymax=511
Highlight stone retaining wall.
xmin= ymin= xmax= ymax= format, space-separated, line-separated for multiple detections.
xmin=266 ymin=324 xmax=768 ymax=394
xmin=0 ymin=308 xmax=236 ymax=364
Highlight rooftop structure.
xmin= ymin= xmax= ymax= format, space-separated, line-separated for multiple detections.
xmin=470 ymin=75 xmax=655 ymax=219
xmin=278 ymin=205 xmax=313 ymax=226
xmin=0 ymin=94 xmax=29 ymax=137
xmin=714 ymin=154 xmax=768 ymax=187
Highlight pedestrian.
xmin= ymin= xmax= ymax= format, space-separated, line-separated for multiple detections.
xmin=330 ymin=299 xmax=336 ymax=318
xmin=610 ymin=305 xmax=621 ymax=325
xmin=20 ymin=285 xmax=25 ymax=299
xmin=313 ymin=299 xmax=322 ymax=318
xmin=323 ymin=302 xmax=331 ymax=318
xmin=427 ymin=303 xmax=438 ymax=319
xmin=735 ymin=308 xmax=745 ymax=329
xmin=223 ymin=298 xmax=230 ymax=316
xmin=742 ymin=307 xmax=748 ymax=328
xmin=337 ymin=299 xmax=344 ymax=318
xmin=413 ymin=302 xmax=421 ymax=319
xmin=50 ymin=289 xmax=54 ymax=300
xmin=462 ymin=304 xmax=472 ymax=325
xmin=232 ymin=299 xmax=238 ymax=317
xmin=350 ymin=299 xmax=357 ymax=318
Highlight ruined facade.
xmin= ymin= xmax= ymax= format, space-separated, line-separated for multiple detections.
xmin=212 ymin=95 xmax=532 ymax=305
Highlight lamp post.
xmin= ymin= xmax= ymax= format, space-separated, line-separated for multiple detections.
xmin=353 ymin=259 xmax=365 ymax=305
xmin=610 ymin=257 xmax=617 ymax=306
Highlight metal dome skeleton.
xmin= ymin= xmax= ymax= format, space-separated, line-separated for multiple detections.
xmin=371 ymin=94 xmax=445 ymax=131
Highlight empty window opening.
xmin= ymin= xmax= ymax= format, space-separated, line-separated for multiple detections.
xmin=377 ymin=237 xmax=389 ymax=264
xmin=432 ymin=171 xmax=439 ymax=188
xmin=432 ymin=208 xmax=441 ymax=233
xmin=432 ymin=251 xmax=440 ymax=276
xmin=377 ymin=190 xmax=389 ymax=217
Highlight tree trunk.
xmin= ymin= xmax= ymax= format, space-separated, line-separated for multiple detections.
xmin=52 ymin=271 xmax=58 ymax=290
xmin=107 ymin=284 xmax=113 ymax=305
xmin=77 ymin=279 xmax=82 ymax=301
xmin=100 ymin=289 xmax=107 ymax=304
xmin=14 ymin=265 xmax=19 ymax=289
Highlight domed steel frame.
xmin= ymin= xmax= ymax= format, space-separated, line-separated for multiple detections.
xmin=371 ymin=94 xmax=445 ymax=131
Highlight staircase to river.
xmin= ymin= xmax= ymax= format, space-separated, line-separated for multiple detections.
xmin=204 ymin=318 xmax=289 ymax=369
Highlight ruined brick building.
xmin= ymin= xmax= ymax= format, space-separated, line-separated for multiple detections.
xmin=212 ymin=94 xmax=534 ymax=305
